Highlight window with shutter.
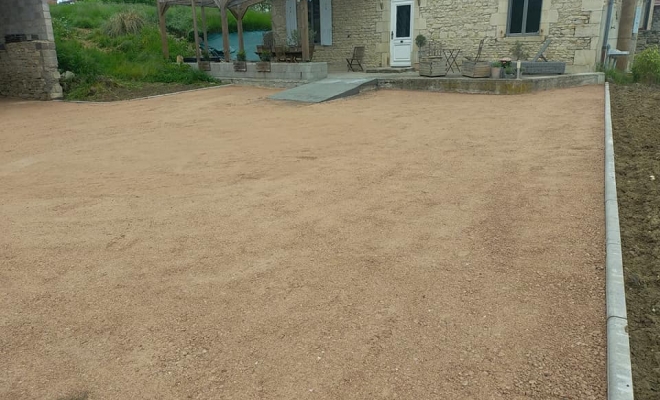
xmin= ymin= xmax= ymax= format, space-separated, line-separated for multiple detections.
xmin=306 ymin=0 xmax=332 ymax=45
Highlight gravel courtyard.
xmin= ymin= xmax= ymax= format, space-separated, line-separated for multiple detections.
xmin=1 ymin=86 xmax=605 ymax=399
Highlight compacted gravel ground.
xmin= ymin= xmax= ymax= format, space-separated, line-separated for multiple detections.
xmin=0 ymin=86 xmax=605 ymax=399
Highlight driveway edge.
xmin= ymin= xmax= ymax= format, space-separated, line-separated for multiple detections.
xmin=604 ymin=82 xmax=634 ymax=400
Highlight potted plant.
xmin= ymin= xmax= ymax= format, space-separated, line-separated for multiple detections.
xmin=499 ymin=57 xmax=514 ymax=78
xmin=198 ymin=49 xmax=211 ymax=71
xmin=415 ymin=34 xmax=427 ymax=67
xmin=256 ymin=50 xmax=271 ymax=72
xmin=490 ymin=61 xmax=502 ymax=79
xmin=234 ymin=50 xmax=247 ymax=72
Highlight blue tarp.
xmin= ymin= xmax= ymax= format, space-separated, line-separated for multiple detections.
xmin=207 ymin=31 xmax=267 ymax=61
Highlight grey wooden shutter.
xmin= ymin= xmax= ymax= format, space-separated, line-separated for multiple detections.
xmin=320 ymin=0 xmax=333 ymax=45
xmin=286 ymin=0 xmax=297 ymax=43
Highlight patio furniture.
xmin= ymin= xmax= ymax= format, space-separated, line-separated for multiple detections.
xmin=443 ymin=49 xmax=461 ymax=73
xmin=606 ymin=48 xmax=629 ymax=69
xmin=419 ymin=41 xmax=447 ymax=77
xmin=462 ymin=38 xmax=490 ymax=78
xmin=347 ymin=46 xmax=365 ymax=71
xmin=273 ymin=45 xmax=288 ymax=62
xmin=518 ymin=39 xmax=566 ymax=75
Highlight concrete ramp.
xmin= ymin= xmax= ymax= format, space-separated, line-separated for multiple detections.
xmin=269 ymin=78 xmax=377 ymax=103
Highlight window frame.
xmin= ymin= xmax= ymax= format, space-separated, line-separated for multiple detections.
xmin=506 ymin=0 xmax=543 ymax=36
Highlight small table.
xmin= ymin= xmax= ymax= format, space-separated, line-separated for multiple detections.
xmin=443 ymin=49 xmax=461 ymax=73
xmin=606 ymin=49 xmax=629 ymax=69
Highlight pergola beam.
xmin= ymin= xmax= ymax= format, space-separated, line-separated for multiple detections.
xmin=191 ymin=0 xmax=201 ymax=63
xmin=157 ymin=0 xmax=267 ymax=62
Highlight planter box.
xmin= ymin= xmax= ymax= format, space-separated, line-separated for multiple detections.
xmin=233 ymin=61 xmax=247 ymax=72
xmin=519 ymin=61 xmax=566 ymax=75
xmin=255 ymin=61 xmax=271 ymax=72
xmin=419 ymin=56 xmax=447 ymax=77
xmin=462 ymin=60 xmax=491 ymax=78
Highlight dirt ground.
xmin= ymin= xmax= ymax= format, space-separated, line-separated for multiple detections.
xmin=1 ymin=86 xmax=606 ymax=400
xmin=611 ymin=84 xmax=660 ymax=400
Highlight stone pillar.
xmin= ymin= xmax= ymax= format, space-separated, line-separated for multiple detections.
xmin=0 ymin=0 xmax=63 ymax=99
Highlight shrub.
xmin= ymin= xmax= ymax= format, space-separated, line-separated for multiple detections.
xmin=104 ymin=10 xmax=146 ymax=37
xmin=632 ymin=47 xmax=660 ymax=84
xmin=55 ymin=39 xmax=102 ymax=77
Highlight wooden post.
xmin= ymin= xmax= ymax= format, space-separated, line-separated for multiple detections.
xmin=230 ymin=7 xmax=247 ymax=55
xmin=158 ymin=3 xmax=169 ymax=60
xmin=298 ymin=0 xmax=310 ymax=62
xmin=191 ymin=0 xmax=201 ymax=63
xmin=201 ymin=6 xmax=209 ymax=54
xmin=220 ymin=4 xmax=231 ymax=61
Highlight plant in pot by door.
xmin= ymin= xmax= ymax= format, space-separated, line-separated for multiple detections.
xmin=415 ymin=34 xmax=427 ymax=64
xmin=256 ymin=50 xmax=271 ymax=72
xmin=234 ymin=50 xmax=247 ymax=72
xmin=491 ymin=61 xmax=502 ymax=79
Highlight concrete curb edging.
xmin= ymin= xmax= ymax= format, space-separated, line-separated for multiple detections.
xmin=55 ymin=84 xmax=230 ymax=104
xmin=604 ymin=82 xmax=634 ymax=400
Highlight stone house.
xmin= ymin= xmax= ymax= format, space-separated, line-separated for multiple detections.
xmin=270 ymin=0 xmax=647 ymax=73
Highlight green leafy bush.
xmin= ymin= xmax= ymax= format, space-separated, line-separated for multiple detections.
xmin=632 ymin=47 xmax=660 ymax=84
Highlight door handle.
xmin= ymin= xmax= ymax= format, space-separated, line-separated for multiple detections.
xmin=400 ymin=40 xmax=404 ymax=43
xmin=391 ymin=31 xmax=394 ymax=40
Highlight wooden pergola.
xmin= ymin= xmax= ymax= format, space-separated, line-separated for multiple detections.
xmin=157 ymin=0 xmax=311 ymax=63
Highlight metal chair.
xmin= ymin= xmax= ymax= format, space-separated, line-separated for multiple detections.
xmin=346 ymin=46 xmax=365 ymax=71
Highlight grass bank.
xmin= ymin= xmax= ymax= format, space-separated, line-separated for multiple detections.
xmin=50 ymin=1 xmax=271 ymax=100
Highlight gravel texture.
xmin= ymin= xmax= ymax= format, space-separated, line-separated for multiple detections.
xmin=0 ymin=86 xmax=605 ymax=399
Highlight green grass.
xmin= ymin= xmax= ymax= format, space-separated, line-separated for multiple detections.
xmin=49 ymin=0 xmax=272 ymax=99
xmin=596 ymin=63 xmax=634 ymax=85
xmin=51 ymin=0 xmax=271 ymax=37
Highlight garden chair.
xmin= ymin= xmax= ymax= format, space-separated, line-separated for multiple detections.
xmin=531 ymin=38 xmax=552 ymax=62
xmin=263 ymin=31 xmax=275 ymax=53
xmin=461 ymin=37 xmax=490 ymax=77
xmin=346 ymin=46 xmax=365 ymax=71
xmin=274 ymin=45 xmax=288 ymax=62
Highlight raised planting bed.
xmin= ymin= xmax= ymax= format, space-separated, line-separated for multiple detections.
xmin=520 ymin=61 xmax=566 ymax=75
xmin=610 ymin=83 xmax=660 ymax=399
xmin=419 ymin=56 xmax=447 ymax=77
xmin=461 ymin=61 xmax=490 ymax=78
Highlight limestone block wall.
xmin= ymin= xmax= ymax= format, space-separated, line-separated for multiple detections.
xmin=0 ymin=0 xmax=61 ymax=99
xmin=0 ymin=41 xmax=62 ymax=100
xmin=272 ymin=0 xmax=625 ymax=72
xmin=636 ymin=7 xmax=660 ymax=52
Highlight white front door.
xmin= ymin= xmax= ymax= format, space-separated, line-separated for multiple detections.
xmin=390 ymin=0 xmax=414 ymax=67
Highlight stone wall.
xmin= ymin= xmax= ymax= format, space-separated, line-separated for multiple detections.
xmin=0 ymin=0 xmax=62 ymax=99
xmin=272 ymin=0 xmax=626 ymax=73
xmin=0 ymin=41 xmax=62 ymax=100
xmin=636 ymin=6 xmax=660 ymax=52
